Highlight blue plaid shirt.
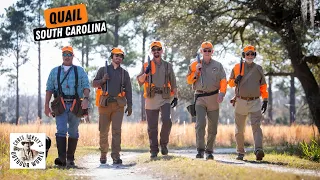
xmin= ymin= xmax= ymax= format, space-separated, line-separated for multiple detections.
xmin=46 ymin=65 xmax=90 ymax=98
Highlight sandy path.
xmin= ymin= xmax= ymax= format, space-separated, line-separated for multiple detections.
xmin=71 ymin=148 xmax=320 ymax=179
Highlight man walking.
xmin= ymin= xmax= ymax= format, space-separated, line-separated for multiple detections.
xmin=137 ymin=41 xmax=178 ymax=158
xmin=186 ymin=41 xmax=227 ymax=160
xmin=92 ymin=47 xmax=132 ymax=164
xmin=228 ymin=45 xmax=268 ymax=161
xmin=45 ymin=46 xmax=90 ymax=167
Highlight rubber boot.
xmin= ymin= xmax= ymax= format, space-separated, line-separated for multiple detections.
xmin=54 ymin=136 xmax=66 ymax=166
xmin=67 ymin=137 xmax=78 ymax=167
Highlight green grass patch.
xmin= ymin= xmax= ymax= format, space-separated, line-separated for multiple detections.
xmin=136 ymin=154 xmax=319 ymax=180
xmin=242 ymin=151 xmax=320 ymax=171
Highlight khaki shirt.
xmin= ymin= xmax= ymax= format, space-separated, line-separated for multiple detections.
xmin=229 ymin=62 xmax=266 ymax=98
xmin=187 ymin=59 xmax=226 ymax=111
xmin=93 ymin=65 xmax=133 ymax=107
xmin=137 ymin=59 xmax=177 ymax=110
xmin=189 ymin=59 xmax=226 ymax=93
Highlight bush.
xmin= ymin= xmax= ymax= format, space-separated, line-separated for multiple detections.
xmin=300 ymin=139 xmax=320 ymax=162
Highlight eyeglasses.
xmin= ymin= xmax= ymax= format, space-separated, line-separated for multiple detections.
xmin=152 ymin=48 xmax=162 ymax=52
xmin=245 ymin=52 xmax=255 ymax=56
xmin=63 ymin=53 xmax=73 ymax=57
xmin=203 ymin=49 xmax=212 ymax=53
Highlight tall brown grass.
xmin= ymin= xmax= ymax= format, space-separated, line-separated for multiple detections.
xmin=0 ymin=123 xmax=318 ymax=149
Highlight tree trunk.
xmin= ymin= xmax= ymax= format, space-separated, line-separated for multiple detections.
xmin=37 ymin=2 xmax=42 ymax=120
xmin=268 ymin=76 xmax=273 ymax=123
xmin=140 ymin=29 xmax=147 ymax=122
xmin=85 ymin=37 xmax=89 ymax=68
xmin=81 ymin=36 xmax=85 ymax=67
xmin=38 ymin=40 xmax=41 ymax=120
xmin=16 ymin=52 xmax=19 ymax=125
xmin=282 ymin=26 xmax=320 ymax=133
xmin=290 ymin=75 xmax=296 ymax=125
xmin=114 ymin=14 xmax=119 ymax=47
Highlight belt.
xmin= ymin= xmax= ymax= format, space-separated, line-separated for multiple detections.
xmin=196 ymin=90 xmax=208 ymax=94
xmin=64 ymin=99 xmax=74 ymax=103
xmin=107 ymin=97 xmax=117 ymax=103
xmin=238 ymin=96 xmax=259 ymax=101
xmin=154 ymin=87 xmax=163 ymax=94
xmin=63 ymin=95 xmax=76 ymax=99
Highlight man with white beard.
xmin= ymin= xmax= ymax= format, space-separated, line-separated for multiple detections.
xmin=228 ymin=45 xmax=268 ymax=161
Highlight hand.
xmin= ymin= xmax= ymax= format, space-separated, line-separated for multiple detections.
xmin=102 ymin=73 xmax=110 ymax=83
xmin=81 ymin=99 xmax=89 ymax=109
xmin=171 ymin=97 xmax=178 ymax=108
xmin=234 ymin=75 xmax=243 ymax=85
xmin=145 ymin=64 xmax=151 ymax=74
xmin=217 ymin=93 xmax=224 ymax=103
xmin=125 ymin=106 xmax=132 ymax=116
xmin=261 ymin=101 xmax=268 ymax=114
xmin=44 ymin=105 xmax=52 ymax=117
xmin=196 ymin=63 xmax=202 ymax=73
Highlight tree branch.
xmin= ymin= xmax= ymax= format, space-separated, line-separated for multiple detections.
xmin=303 ymin=55 xmax=320 ymax=64
xmin=264 ymin=72 xmax=294 ymax=76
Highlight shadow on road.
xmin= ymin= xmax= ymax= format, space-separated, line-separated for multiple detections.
xmin=243 ymin=159 xmax=289 ymax=166
xmin=97 ymin=162 xmax=137 ymax=170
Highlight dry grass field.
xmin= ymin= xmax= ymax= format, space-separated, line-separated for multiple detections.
xmin=0 ymin=122 xmax=318 ymax=148
xmin=0 ymin=123 xmax=318 ymax=179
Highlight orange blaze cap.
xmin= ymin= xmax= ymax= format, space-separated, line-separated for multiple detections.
xmin=243 ymin=45 xmax=256 ymax=53
xmin=111 ymin=47 xmax=124 ymax=55
xmin=150 ymin=41 xmax=162 ymax=49
xmin=201 ymin=41 xmax=213 ymax=49
xmin=62 ymin=46 xmax=73 ymax=53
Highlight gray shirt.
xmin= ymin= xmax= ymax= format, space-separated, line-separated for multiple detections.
xmin=93 ymin=65 xmax=132 ymax=107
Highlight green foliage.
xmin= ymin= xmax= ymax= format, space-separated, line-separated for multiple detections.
xmin=300 ymin=139 xmax=320 ymax=162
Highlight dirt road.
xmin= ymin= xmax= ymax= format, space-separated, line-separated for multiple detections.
xmin=72 ymin=148 xmax=320 ymax=179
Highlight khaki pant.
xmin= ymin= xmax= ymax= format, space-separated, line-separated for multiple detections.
xmin=195 ymin=105 xmax=219 ymax=153
xmin=146 ymin=103 xmax=172 ymax=153
xmin=234 ymin=98 xmax=263 ymax=154
xmin=98 ymin=102 xmax=124 ymax=159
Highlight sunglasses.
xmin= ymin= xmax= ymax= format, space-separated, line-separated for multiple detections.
xmin=63 ymin=53 xmax=73 ymax=57
xmin=152 ymin=48 xmax=162 ymax=52
xmin=114 ymin=54 xmax=124 ymax=58
xmin=245 ymin=52 xmax=255 ymax=56
xmin=203 ymin=49 xmax=212 ymax=53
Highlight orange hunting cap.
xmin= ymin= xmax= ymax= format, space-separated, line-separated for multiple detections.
xmin=111 ymin=47 xmax=124 ymax=55
xmin=201 ymin=41 xmax=213 ymax=49
xmin=62 ymin=46 xmax=73 ymax=53
xmin=150 ymin=41 xmax=162 ymax=49
xmin=243 ymin=45 xmax=256 ymax=53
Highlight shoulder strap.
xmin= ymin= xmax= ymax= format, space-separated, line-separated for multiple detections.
xmin=164 ymin=62 xmax=169 ymax=87
xmin=239 ymin=64 xmax=258 ymax=88
xmin=57 ymin=66 xmax=63 ymax=95
xmin=121 ymin=68 xmax=125 ymax=94
xmin=74 ymin=66 xmax=79 ymax=97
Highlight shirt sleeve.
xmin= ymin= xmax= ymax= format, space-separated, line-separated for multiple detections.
xmin=79 ymin=66 xmax=90 ymax=90
xmin=219 ymin=63 xmax=227 ymax=94
xmin=186 ymin=62 xmax=198 ymax=84
xmin=124 ymin=70 xmax=133 ymax=107
xmin=169 ymin=63 xmax=177 ymax=89
xmin=228 ymin=66 xmax=236 ymax=87
xmin=258 ymin=66 xmax=268 ymax=100
xmin=46 ymin=68 xmax=55 ymax=92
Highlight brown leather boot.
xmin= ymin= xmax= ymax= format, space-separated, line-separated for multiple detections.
xmin=100 ymin=152 xmax=107 ymax=164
